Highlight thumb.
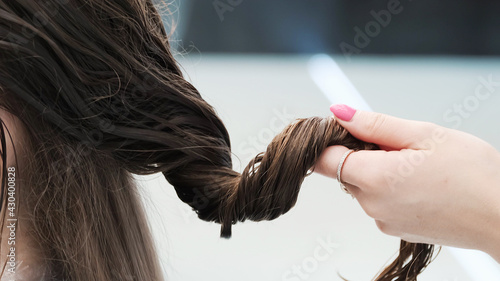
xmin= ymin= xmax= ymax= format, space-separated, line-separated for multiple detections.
xmin=330 ymin=104 xmax=434 ymax=150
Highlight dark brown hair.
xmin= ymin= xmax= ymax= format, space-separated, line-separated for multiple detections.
xmin=0 ymin=0 xmax=435 ymax=280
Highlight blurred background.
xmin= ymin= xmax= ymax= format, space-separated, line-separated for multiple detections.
xmin=160 ymin=0 xmax=500 ymax=148
xmin=167 ymin=0 xmax=500 ymax=55
xmin=142 ymin=1 xmax=500 ymax=281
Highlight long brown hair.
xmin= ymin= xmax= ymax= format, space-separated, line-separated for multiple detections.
xmin=0 ymin=0 xmax=435 ymax=280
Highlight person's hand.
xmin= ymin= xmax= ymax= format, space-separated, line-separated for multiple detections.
xmin=314 ymin=104 xmax=500 ymax=262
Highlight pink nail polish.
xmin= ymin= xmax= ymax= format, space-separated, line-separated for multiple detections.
xmin=330 ymin=104 xmax=356 ymax=121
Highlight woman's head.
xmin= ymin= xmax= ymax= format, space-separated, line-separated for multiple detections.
xmin=0 ymin=0 xmax=435 ymax=280
xmin=0 ymin=0 xmax=189 ymax=279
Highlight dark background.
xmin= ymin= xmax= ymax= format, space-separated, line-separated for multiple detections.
xmin=169 ymin=0 xmax=500 ymax=55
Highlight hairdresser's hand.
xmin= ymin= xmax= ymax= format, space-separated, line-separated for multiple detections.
xmin=314 ymin=104 xmax=500 ymax=262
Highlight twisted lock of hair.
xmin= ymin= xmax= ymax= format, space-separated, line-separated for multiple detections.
xmin=221 ymin=116 xmax=376 ymax=236
xmin=161 ymin=111 xmax=436 ymax=281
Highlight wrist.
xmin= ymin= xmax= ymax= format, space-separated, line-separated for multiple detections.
xmin=484 ymin=204 xmax=500 ymax=263
xmin=488 ymin=193 xmax=500 ymax=262
xmin=478 ymin=150 xmax=500 ymax=262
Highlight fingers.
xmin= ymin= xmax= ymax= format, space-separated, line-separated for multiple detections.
xmin=315 ymin=145 xmax=397 ymax=190
xmin=315 ymin=106 xmax=440 ymax=193
xmin=313 ymin=145 xmax=350 ymax=178
xmin=330 ymin=104 xmax=436 ymax=150
xmin=313 ymin=146 xmax=364 ymax=197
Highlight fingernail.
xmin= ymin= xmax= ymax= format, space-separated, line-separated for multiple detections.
xmin=330 ymin=104 xmax=356 ymax=121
